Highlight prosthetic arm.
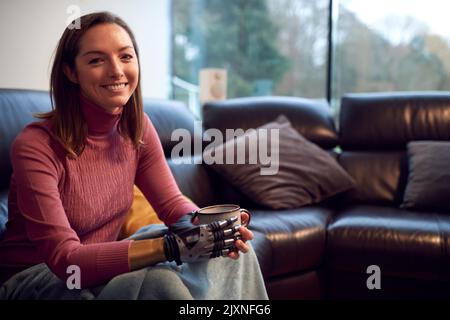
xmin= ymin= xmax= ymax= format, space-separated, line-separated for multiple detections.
xmin=164 ymin=213 xmax=242 ymax=265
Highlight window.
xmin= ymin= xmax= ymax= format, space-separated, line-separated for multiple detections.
xmin=171 ymin=0 xmax=450 ymax=113
xmin=172 ymin=0 xmax=329 ymax=114
xmin=333 ymin=0 xmax=450 ymax=107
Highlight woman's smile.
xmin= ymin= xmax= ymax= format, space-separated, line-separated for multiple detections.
xmin=101 ymin=82 xmax=128 ymax=92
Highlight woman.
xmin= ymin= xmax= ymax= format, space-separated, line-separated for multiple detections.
xmin=0 ymin=11 xmax=267 ymax=300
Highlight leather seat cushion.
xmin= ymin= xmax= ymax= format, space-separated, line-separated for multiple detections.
xmin=249 ymin=206 xmax=333 ymax=277
xmin=327 ymin=205 xmax=450 ymax=282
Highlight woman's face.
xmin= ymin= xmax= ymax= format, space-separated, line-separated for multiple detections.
xmin=67 ymin=23 xmax=139 ymax=113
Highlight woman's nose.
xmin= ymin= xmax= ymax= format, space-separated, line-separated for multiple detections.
xmin=108 ymin=58 xmax=124 ymax=79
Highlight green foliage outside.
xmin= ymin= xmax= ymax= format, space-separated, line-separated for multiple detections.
xmin=173 ymin=0 xmax=289 ymax=98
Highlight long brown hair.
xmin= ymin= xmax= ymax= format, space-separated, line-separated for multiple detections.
xmin=37 ymin=12 xmax=143 ymax=158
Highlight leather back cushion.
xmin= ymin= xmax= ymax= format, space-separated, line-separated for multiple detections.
xmin=143 ymin=97 xmax=203 ymax=157
xmin=338 ymin=151 xmax=408 ymax=205
xmin=0 ymin=89 xmax=52 ymax=190
xmin=340 ymin=92 xmax=450 ymax=150
xmin=203 ymin=96 xmax=338 ymax=149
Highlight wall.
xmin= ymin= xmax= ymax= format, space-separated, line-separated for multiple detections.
xmin=0 ymin=0 xmax=170 ymax=98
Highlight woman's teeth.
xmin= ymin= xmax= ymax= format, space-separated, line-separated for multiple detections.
xmin=104 ymin=83 xmax=126 ymax=91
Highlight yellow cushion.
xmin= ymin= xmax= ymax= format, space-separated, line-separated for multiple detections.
xmin=118 ymin=186 xmax=163 ymax=240
xmin=118 ymin=185 xmax=193 ymax=240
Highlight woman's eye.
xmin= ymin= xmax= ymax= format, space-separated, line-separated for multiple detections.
xmin=88 ymin=58 xmax=102 ymax=65
xmin=121 ymin=54 xmax=133 ymax=61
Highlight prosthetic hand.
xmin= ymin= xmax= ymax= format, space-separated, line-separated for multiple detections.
xmin=164 ymin=212 xmax=242 ymax=265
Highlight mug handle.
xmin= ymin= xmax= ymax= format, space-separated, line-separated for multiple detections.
xmin=240 ymin=208 xmax=252 ymax=228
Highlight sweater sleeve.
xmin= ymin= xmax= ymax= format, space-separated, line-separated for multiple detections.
xmin=135 ymin=114 xmax=199 ymax=225
xmin=11 ymin=126 xmax=131 ymax=288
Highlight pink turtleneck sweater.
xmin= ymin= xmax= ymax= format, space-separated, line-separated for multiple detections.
xmin=0 ymin=95 xmax=198 ymax=287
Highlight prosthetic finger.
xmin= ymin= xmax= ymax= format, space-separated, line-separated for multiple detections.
xmin=215 ymin=239 xmax=238 ymax=257
xmin=223 ymin=238 xmax=236 ymax=248
xmin=203 ymin=233 xmax=240 ymax=255
xmin=211 ymin=225 xmax=241 ymax=242
xmin=207 ymin=216 xmax=238 ymax=232
xmin=223 ymin=225 xmax=241 ymax=237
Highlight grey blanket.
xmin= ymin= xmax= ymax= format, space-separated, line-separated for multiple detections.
xmin=0 ymin=225 xmax=268 ymax=300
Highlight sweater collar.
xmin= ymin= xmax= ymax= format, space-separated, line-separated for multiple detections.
xmin=80 ymin=94 xmax=123 ymax=136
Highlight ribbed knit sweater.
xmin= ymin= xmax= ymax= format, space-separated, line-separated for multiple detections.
xmin=0 ymin=95 xmax=198 ymax=287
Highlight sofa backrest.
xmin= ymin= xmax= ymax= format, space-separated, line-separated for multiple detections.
xmin=0 ymin=89 xmax=53 ymax=236
xmin=338 ymin=92 xmax=450 ymax=206
xmin=204 ymin=96 xmax=338 ymax=149
xmin=0 ymin=89 xmax=52 ymax=191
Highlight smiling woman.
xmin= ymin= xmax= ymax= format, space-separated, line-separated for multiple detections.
xmin=0 ymin=11 xmax=268 ymax=300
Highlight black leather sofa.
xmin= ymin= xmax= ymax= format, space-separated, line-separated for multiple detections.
xmin=1 ymin=88 xmax=450 ymax=299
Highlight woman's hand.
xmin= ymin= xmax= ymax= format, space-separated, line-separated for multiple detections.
xmin=228 ymin=211 xmax=253 ymax=260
